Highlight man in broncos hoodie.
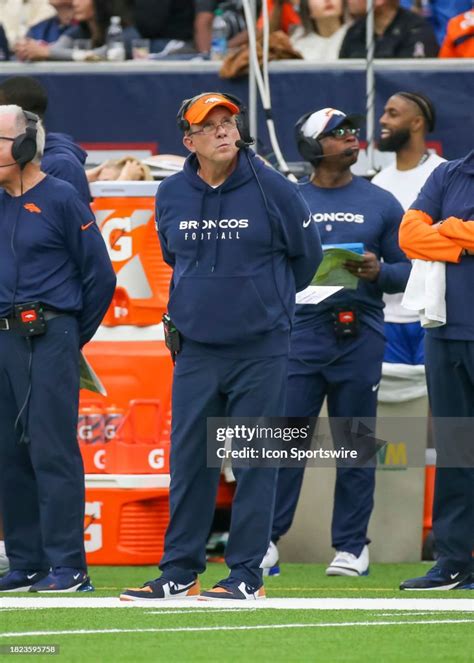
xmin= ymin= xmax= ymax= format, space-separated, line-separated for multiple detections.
xmin=121 ymin=92 xmax=322 ymax=602
xmin=0 ymin=76 xmax=90 ymax=206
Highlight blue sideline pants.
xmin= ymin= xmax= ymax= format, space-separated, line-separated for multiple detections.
xmin=0 ymin=316 xmax=86 ymax=571
xmin=425 ymin=335 xmax=474 ymax=573
xmin=159 ymin=352 xmax=288 ymax=588
xmin=272 ymin=323 xmax=385 ymax=557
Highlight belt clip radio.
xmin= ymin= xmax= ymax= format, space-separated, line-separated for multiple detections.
xmin=162 ymin=313 xmax=181 ymax=363
xmin=333 ymin=306 xmax=359 ymax=337
xmin=14 ymin=301 xmax=47 ymax=337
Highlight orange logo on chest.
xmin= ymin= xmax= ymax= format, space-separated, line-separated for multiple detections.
xmin=24 ymin=203 xmax=42 ymax=213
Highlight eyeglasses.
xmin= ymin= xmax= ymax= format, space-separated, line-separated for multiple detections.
xmin=0 ymin=136 xmax=15 ymax=141
xmin=188 ymin=117 xmax=238 ymax=137
xmin=322 ymin=127 xmax=360 ymax=139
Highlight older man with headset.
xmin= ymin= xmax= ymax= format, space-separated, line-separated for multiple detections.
xmin=0 ymin=104 xmax=115 ymax=593
xmin=120 ymin=92 xmax=322 ymax=602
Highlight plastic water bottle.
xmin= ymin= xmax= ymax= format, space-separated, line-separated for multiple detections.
xmin=106 ymin=16 xmax=126 ymax=61
xmin=210 ymin=8 xmax=227 ymax=61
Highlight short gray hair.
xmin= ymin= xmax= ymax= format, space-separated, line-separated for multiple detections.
xmin=0 ymin=104 xmax=45 ymax=164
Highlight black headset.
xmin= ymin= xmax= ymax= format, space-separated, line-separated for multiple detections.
xmin=12 ymin=110 xmax=39 ymax=169
xmin=176 ymin=92 xmax=254 ymax=146
xmin=294 ymin=111 xmax=325 ymax=162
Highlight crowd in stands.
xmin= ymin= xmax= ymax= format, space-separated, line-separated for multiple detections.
xmin=0 ymin=0 xmax=472 ymax=62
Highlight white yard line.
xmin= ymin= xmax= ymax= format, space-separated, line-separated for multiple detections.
xmin=1 ymin=619 xmax=473 ymax=639
xmin=0 ymin=597 xmax=473 ymax=611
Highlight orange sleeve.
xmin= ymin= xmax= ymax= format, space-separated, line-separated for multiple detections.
xmin=439 ymin=38 xmax=456 ymax=58
xmin=439 ymin=19 xmax=456 ymax=58
xmin=281 ymin=4 xmax=301 ymax=31
xmin=399 ymin=209 xmax=463 ymax=263
xmin=438 ymin=216 xmax=474 ymax=249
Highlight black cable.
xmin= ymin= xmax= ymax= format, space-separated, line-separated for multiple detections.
xmin=10 ymin=171 xmax=33 ymax=444
xmin=244 ymin=148 xmax=293 ymax=327
xmin=15 ymin=337 xmax=33 ymax=445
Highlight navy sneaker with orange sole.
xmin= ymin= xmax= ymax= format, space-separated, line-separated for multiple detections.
xmin=120 ymin=577 xmax=201 ymax=601
xmin=199 ymin=580 xmax=266 ymax=601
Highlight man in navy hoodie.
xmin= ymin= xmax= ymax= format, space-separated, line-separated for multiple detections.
xmin=264 ymin=108 xmax=411 ymax=578
xmin=0 ymin=76 xmax=91 ymax=207
xmin=0 ymin=105 xmax=115 ymax=593
xmin=399 ymin=151 xmax=474 ymax=590
xmin=121 ymin=92 xmax=322 ymax=601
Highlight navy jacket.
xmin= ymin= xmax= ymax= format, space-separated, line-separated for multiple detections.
xmin=0 ymin=175 xmax=116 ymax=346
xmin=400 ymin=150 xmax=474 ymax=340
xmin=42 ymin=133 xmax=90 ymax=207
xmin=156 ymin=150 xmax=322 ymax=357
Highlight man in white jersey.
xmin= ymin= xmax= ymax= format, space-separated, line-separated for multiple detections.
xmin=372 ymin=91 xmax=445 ymax=365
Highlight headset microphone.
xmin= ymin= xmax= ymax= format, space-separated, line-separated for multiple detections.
xmin=235 ymin=138 xmax=255 ymax=149
xmin=311 ymin=147 xmax=358 ymax=160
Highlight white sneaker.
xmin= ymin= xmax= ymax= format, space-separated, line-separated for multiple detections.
xmin=260 ymin=541 xmax=280 ymax=577
xmin=0 ymin=541 xmax=9 ymax=576
xmin=326 ymin=545 xmax=369 ymax=577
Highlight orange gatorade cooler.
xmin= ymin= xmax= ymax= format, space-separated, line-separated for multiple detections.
xmin=84 ymin=474 xmax=170 ymax=565
xmin=90 ymin=181 xmax=172 ymax=327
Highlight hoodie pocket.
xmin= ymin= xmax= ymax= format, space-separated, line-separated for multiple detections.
xmin=168 ymin=275 xmax=276 ymax=345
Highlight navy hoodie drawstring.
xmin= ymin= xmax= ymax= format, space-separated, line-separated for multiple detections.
xmin=194 ymin=191 xmax=207 ymax=268
xmin=210 ymin=188 xmax=222 ymax=273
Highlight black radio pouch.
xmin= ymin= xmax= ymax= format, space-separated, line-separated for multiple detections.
xmin=14 ymin=301 xmax=47 ymax=337
xmin=332 ymin=306 xmax=359 ymax=338
xmin=163 ymin=313 xmax=181 ymax=362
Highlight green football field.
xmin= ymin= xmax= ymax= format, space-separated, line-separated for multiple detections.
xmin=1 ymin=564 xmax=472 ymax=663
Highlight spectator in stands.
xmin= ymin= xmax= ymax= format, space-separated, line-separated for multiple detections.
xmin=399 ymin=150 xmax=474 ymax=591
xmin=134 ymin=0 xmax=195 ymax=55
xmin=194 ymin=0 xmax=251 ymax=53
xmin=0 ymin=0 xmax=55 ymax=45
xmin=15 ymin=0 xmax=74 ymax=61
xmin=290 ymin=0 xmax=350 ymax=60
xmin=27 ymin=0 xmax=74 ymax=41
xmin=372 ymin=91 xmax=445 ymax=365
xmin=0 ymin=76 xmax=91 ymax=206
xmin=340 ymin=0 xmax=439 ymax=57
xmin=400 ymin=0 xmax=472 ymax=46
xmin=16 ymin=0 xmax=140 ymax=61
xmin=258 ymin=0 xmax=301 ymax=35
xmin=263 ymin=107 xmax=410 ymax=579
xmin=86 ymin=156 xmax=153 ymax=182
xmin=0 ymin=24 xmax=10 ymax=61
xmin=439 ymin=5 xmax=474 ymax=57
